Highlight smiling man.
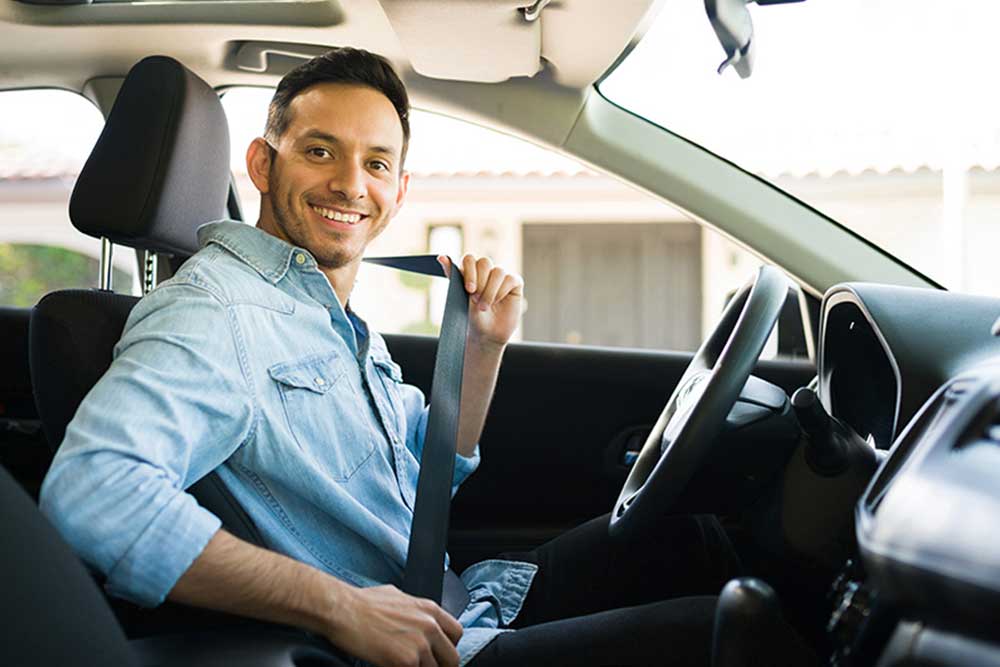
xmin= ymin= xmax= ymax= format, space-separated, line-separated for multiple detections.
xmin=41 ymin=49 xmax=743 ymax=667
xmin=254 ymin=82 xmax=407 ymax=303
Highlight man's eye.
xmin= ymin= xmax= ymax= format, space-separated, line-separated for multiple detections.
xmin=370 ymin=160 xmax=390 ymax=172
xmin=308 ymin=147 xmax=332 ymax=159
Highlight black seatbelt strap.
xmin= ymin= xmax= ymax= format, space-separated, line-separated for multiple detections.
xmin=363 ymin=255 xmax=471 ymax=616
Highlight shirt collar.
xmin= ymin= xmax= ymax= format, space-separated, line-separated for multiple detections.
xmin=197 ymin=220 xmax=312 ymax=284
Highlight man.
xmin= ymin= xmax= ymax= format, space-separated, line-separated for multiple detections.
xmin=41 ymin=49 xmax=737 ymax=667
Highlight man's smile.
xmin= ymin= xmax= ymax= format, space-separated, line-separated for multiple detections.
xmin=308 ymin=203 xmax=367 ymax=225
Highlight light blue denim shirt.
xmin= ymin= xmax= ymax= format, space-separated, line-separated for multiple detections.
xmin=40 ymin=220 xmax=537 ymax=665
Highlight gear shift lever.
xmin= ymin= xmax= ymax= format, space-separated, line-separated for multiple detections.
xmin=712 ymin=578 xmax=820 ymax=667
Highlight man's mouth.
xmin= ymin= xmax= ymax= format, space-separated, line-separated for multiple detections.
xmin=310 ymin=204 xmax=365 ymax=225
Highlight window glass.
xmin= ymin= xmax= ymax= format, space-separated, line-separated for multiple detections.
xmin=221 ymin=87 xmax=800 ymax=356
xmin=0 ymin=89 xmax=135 ymax=306
xmin=600 ymin=1 xmax=1000 ymax=297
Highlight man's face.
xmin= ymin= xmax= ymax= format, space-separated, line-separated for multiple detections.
xmin=254 ymin=82 xmax=409 ymax=271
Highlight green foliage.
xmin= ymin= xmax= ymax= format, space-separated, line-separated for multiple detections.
xmin=399 ymin=271 xmax=432 ymax=292
xmin=401 ymin=319 xmax=440 ymax=336
xmin=0 ymin=244 xmax=131 ymax=307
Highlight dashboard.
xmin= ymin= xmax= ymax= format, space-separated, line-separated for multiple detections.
xmin=816 ymin=283 xmax=1000 ymax=666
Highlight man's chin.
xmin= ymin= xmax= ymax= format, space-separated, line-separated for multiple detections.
xmin=311 ymin=248 xmax=359 ymax=272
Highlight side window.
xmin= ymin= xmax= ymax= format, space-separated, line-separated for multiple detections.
xmin=0 ymin=89 xmax=134 ymax=307
xmin=221 ymin=87 xmax=805 ymax=358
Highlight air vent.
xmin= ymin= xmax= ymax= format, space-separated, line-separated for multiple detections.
xmin=947 ymin=388 xmax=1000 ymax=451
xmin=944 ymin=378 xmax=976 ymax=403
xmin=972 ymin=399 xmax=1000 ymax=447
xmin=865 ymin=386 xmax=951 ymax=513
xmin=985 ymin=407 xmax=1000 ymax=444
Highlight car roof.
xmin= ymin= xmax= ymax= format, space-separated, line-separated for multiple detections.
xmin=0 ymin=1 xmax=654 ymax=102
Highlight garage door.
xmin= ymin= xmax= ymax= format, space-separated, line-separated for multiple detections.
xmin=522 ymin=222 xmax=701 ymax=350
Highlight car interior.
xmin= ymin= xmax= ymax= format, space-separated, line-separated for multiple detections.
xmin=2 ymin=1 xmax=1000 ymax=666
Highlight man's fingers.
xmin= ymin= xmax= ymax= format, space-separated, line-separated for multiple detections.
xmin=418 ymin=644 xmax=438 ymax=667
xmin=433 ymin=604 xmax=464 ymax=645
xmin=462 ymin=254 xmax=477 ymax=293
xmin=427 ymin=622 xmax=460 ymax=667
xmin=474 ymin=257 xmax=494 ymax=301
xmin=437 ymin=255 xmax=450 ymax=278
xmin=477 ymin=268 xmax=507 ymax=310
xmin=498 ymin=273 xmax=524 ymax=299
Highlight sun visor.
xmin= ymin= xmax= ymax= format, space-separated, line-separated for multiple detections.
xmin=380 ymin=0 xmax=542 ymax=83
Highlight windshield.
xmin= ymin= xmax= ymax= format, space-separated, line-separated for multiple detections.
xmin=600 ymin=0 xmax=1000 ymax=297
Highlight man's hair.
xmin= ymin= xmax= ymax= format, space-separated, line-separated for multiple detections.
xmin=264 ymin=48 xmax=411 ymax=168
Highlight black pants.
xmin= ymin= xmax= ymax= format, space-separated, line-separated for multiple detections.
xmin=466 ymin=513 xmax=741 ymax=667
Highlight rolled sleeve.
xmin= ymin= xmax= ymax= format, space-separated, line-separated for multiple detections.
xmin=410 ymin=403 xmax=481 ymax=495
xmin=105 ymin=491 xmax=221 ymax=606
xmin=453 ymin=444 xmax=481 ymax=490
xmin=39 ymin=283 xmax=254 ymax=607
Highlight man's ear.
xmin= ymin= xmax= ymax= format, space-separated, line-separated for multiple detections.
xmin=394 ymin=169 xmax=410 ymax=211
xmin=246 ymin=137 xmax=273 ymax=195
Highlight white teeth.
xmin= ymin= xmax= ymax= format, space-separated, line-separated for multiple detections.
xmin=312 ymin=205 xmax=361 ymax=224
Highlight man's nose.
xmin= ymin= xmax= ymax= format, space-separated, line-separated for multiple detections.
xmin=328 ymin=160 xmax=366 ymax=201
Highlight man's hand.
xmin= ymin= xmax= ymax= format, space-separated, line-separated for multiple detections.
xmin=328 ymin=584 xmax=463 ymax=667
xmin=169 ymin=531 xmax=461 ymax=667
xmin=439 ymin=254 xmax=524 ymax=349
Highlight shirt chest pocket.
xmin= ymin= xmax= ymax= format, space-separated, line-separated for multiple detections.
xmin=372 ymin=356 xmax=405 ymax=431
xmin=268 ymin=353 xmax=376 ymax=482
xmin=373 ymin=356 xmax=403 ymax=396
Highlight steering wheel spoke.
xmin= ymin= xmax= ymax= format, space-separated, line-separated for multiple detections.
xmin=610 ymin=266 xmax=789 ymax=538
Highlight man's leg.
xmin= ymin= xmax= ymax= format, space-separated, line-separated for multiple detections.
xmin=468 ymin=596 xmax=718 ymax=667
xmin=503 ymin=513 xmax=741 ymax=626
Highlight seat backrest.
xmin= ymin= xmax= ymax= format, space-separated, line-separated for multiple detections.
xmin=1 ymin=449 xmax=350 ymax=664
xmin=0 ymin=306 xmax=50 ymax=500
xmin=0 ymin=462 xmax=138 ymax=667
xmin=0 ymin=307 xmax=35 ymax=421
xmin=31 ymin=290 xmax=265 ymax=545
xmin=29 ymin=55 xmax=263 ymax=546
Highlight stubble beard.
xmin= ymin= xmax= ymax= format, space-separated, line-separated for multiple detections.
xmin=270 ymin=189 xmax=357 ymax=271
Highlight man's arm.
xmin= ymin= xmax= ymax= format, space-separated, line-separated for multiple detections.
xmin=41 ymin=282 xmax=463 ymax=667
xmin=170 ymin=529 xmax=462 ymax=667
xmin=40 ymin=284 xmax=253 ymax=605
xmin=456 ymin=339 xmax=504 ymax=458
xmin=441 ymin=255 xmax=524 ymax=458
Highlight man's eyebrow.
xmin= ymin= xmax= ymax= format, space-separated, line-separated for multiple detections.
xmin=301 ymin=129 xmax=398 ymax=159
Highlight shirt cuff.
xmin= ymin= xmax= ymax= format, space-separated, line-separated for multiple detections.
xmin=453 ymin=444 xmax=481 ymax=491
xmin=105 ymin=490 xmax=222 ymax=607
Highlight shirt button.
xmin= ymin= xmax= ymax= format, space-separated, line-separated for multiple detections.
xmin=315 ymin=377 xmax=326 ymax=386
xmin=295 ymin=253 xmax=306 ymax=265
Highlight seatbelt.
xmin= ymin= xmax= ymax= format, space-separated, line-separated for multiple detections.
xmin=363 ymin=255 xmax=471 ymax=617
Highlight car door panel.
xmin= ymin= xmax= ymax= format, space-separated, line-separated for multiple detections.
xmin=383 ymin=334 xmax=815 ymax=568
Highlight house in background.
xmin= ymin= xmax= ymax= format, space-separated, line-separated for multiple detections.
xmin=3 ymin=93 xmax=999 ymax=354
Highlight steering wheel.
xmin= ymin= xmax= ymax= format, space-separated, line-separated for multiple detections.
xmin=609 ymin=265 xmax=789 ymax=538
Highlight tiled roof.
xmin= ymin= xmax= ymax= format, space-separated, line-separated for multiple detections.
xmin=0 ymin=151 xmax=87 ymax=180
xmin=4 ymin=142 xmax=999 ymax=183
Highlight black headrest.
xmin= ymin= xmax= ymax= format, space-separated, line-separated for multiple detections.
xmin=69 ymin=56 xmax=231 ymax=257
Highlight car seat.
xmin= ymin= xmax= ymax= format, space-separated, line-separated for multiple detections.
xmin=30 ymin=54 xmax=263 ymax=551
xmin=25 ymin=56 xmax=345 ymax=659
xmin=0 ymin=460 xmax=347 ymax=666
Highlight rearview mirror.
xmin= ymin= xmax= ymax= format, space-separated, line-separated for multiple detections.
xmin=704 ymin=0 xmax=805 ymax=79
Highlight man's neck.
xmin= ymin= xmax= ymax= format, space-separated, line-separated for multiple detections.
xmin=319 ymin=262 xmax=357 ymax=308
xmin=254 ymin=216 xmax=356 ymax=307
